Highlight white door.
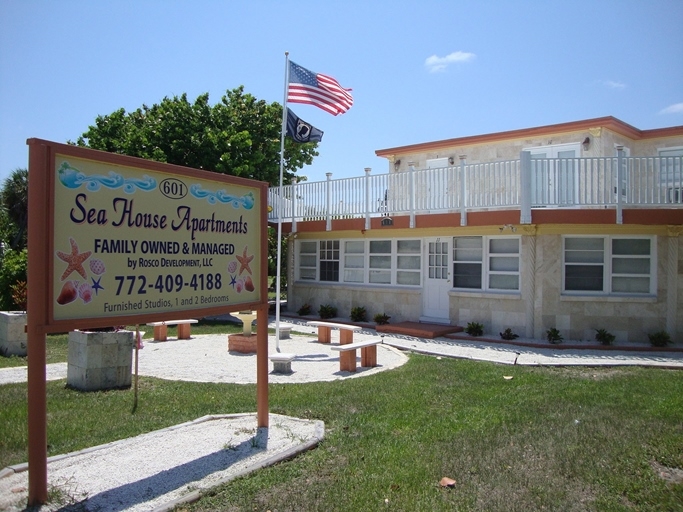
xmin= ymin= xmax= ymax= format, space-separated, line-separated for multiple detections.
xmin=422 ymin=238 xmax=451 ymax=323
xmin=529 ymin=143 xmax=579 ymax=205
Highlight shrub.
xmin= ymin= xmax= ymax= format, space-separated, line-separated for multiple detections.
xmin=297 ymin=303 xmax=312 ymax=316
xmin=350 ymin=306 xmax=367 ymax=322
xmin=373 ymin=313 xmax=391 ymax=325
xmin=0 ymin=248 xmax=27 ymax=310
xmin=10 ymin=280 xmax=27 ymax=311
xmin=594 ymin=328 xmax=615 ymax=346
xmin=465 ymin=322 xmax=484 ymax=337
xmin=318 ymin=304 xmax=337 ymax=319
xmin=500 ymin=328 xmax=519 ymax=341
xmin=648 ymin=330 xmax=672 ymax=347
xmin=546 ymin=328 xmax=563 ymax=344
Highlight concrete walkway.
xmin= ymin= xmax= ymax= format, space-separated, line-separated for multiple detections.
xmin=382 ymin=334 xmax=683 ymax=368
xmin=1 ymin=324 xmax=682 ymax=387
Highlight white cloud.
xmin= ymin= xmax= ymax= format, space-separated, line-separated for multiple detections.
xmin=659 ymin=103 xmax=683 ymax=115
xmin=602 ymin=80 xmax=626 ymax=89
xmin=425 ymin=51 xmax=476 ymax=73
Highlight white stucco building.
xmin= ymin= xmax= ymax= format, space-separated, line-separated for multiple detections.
xmin=269 ymin=117 xmax=683 ymax=343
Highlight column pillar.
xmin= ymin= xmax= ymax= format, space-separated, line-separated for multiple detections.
xmin=521 ymin=225 xmax=538 ymax=339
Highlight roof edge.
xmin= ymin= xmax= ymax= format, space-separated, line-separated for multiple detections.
xmin=375 ymin=116 xmax=683 ymax=157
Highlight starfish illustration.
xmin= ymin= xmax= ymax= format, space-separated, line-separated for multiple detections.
xmin=236 ymin=246 xmax=254 ymax=275
xmin=229 ymin=275 xmax=237 ymax=288
xmin=91 ymin=276 xmax=104 ymax=295
xmin=56 ymin=237 xmax=92 ymax=281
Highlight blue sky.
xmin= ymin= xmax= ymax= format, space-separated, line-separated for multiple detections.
xmin=1 ymin=0 xmax=682 ymax=186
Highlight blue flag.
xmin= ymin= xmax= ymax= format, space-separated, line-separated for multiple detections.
xmin=286 ymin=108 xmax=324 ymax=143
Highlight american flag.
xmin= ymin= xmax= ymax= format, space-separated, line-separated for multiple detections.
xmin=287 ymin=61 xmax=353 ymax=116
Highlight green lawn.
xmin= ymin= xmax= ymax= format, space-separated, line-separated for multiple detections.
xmin=1 ymin=347 xmax=682 ymax=511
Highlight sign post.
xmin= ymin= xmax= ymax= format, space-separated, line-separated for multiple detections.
xmin=26 ymin=139 xmax=269 ymax=505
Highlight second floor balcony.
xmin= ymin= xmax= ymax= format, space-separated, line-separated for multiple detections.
xmin=268 ymin=150 xmax=683 ymax=230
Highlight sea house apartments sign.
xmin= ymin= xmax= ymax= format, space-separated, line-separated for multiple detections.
xmin=25 ymin=139 xmax=269 ymax=504
xmin=29 ymin=139 xmax=267 ymax=330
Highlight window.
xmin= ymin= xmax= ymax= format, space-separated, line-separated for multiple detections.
xmin=453 ymin=236 xmax=482 ymax=289
xmin=343 ymin=241 xmax=364 ymax=283
xmin=397 ymin=240 xmax=421 ymax=285
xmin=369 ymin=240 xmax=391 ymax=284
xmin=426 ymin=157 xmax=450 ymax=169
xmin=298 ymin=241 xmax=317 ymax=280
xmin=611 ymin=239 xmax=652 ymax=293
xmin=453 ymin=236 xmax=520 ymax=291
xmin=488 ymin=238 xmax=520 ymax=290
xmin=296 ymin=238 xmax=421 ymax=286
xmin=563 ymin=236 xmax=654 ymax=294
xmin=319 ymin=240 xmax=339 ymax=282
xmin=564 ymin=238 xmax=604 ymax=291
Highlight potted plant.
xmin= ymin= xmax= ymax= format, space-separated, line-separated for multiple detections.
xmin=465 ymin=322 xmax=484 ymax=337
xmin=594 ymin=328 xmax=615 ymax=346
xmin=546 ymin=327 xmax=563 ymax=344
xmin=318 ymin=304 xmax=337 ymax=319
xmin=350 ymin=306 xmax=367 ymax=322
xmin=500 ymin=328 xmax=519 ymax=341
xmin=648 ymin=330 xmax=672 ymax=348
xmin=297 ymin=303 xmax=312 ymax=316
xmin=373 ymin=313 xmax=391 ymax=325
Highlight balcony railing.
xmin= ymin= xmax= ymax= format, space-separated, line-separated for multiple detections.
xmin=268 ymin=150 xmax=683 ymax=229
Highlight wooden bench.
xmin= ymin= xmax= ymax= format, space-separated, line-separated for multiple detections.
xmin=269 ymin=352 xmax=296 ymax=373
xmin=268 ymin=322 xmax=296 ymax=339
xmin=146 ymin=319 xmax=198 ymax=341
xmin=331 ymin=339 xmax=383 ymax=372
xmin=306 ymin=321 xmax=362 ymax=345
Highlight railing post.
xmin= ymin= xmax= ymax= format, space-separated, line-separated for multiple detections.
xmin=325 ymin=172 xmax=332 ymax=231
xmin=520 ymin=150 xmax=532 ymax=224
xmin=408 ymin=162 xmax=416 ymax=228
xmin=291 ymin=181 xmax=297 ymax=232
xmin=616 ymin=146 xmax=624 ymax=224
xmin=459 ymin=155 xmax=467 ymax=226
xmin=364 ymin=167 xmax=371 ymax=230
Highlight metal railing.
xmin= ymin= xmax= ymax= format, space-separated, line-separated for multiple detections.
xmin=268 ymin=152 xmax=683 ymax=229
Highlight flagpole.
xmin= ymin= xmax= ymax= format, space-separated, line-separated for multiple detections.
xmin=274 ymin=51 xmax=290 ymax=353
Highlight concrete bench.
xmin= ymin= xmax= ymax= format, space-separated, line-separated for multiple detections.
xmin=306 ymin=321 xmax=362 ymax=345
xmin=269 ymin=352 xmax=295 ymax=374
xmin=331 ymin=339 xmax=382 ymax=372
xmin=146 ymin=320 xmax=198 ymax=341
xmin=268 ymin=322 xmax=296 ymax=339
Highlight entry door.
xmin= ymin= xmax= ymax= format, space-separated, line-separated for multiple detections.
xmin=529 ymin=144 xmax=579 ymax=205
xmin=422 ymin=238 xmax=451 ymax=323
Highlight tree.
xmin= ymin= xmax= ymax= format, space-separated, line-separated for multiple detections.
xmin=0 ymin=168 xmax=28 ymax=251
xmin=74 ymin=86 xmax=317 ymax=186
xmin=74 ymin=87 xmax=314 ymax=297
xmin=0 ymin=169 xmax=28 ymax=310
